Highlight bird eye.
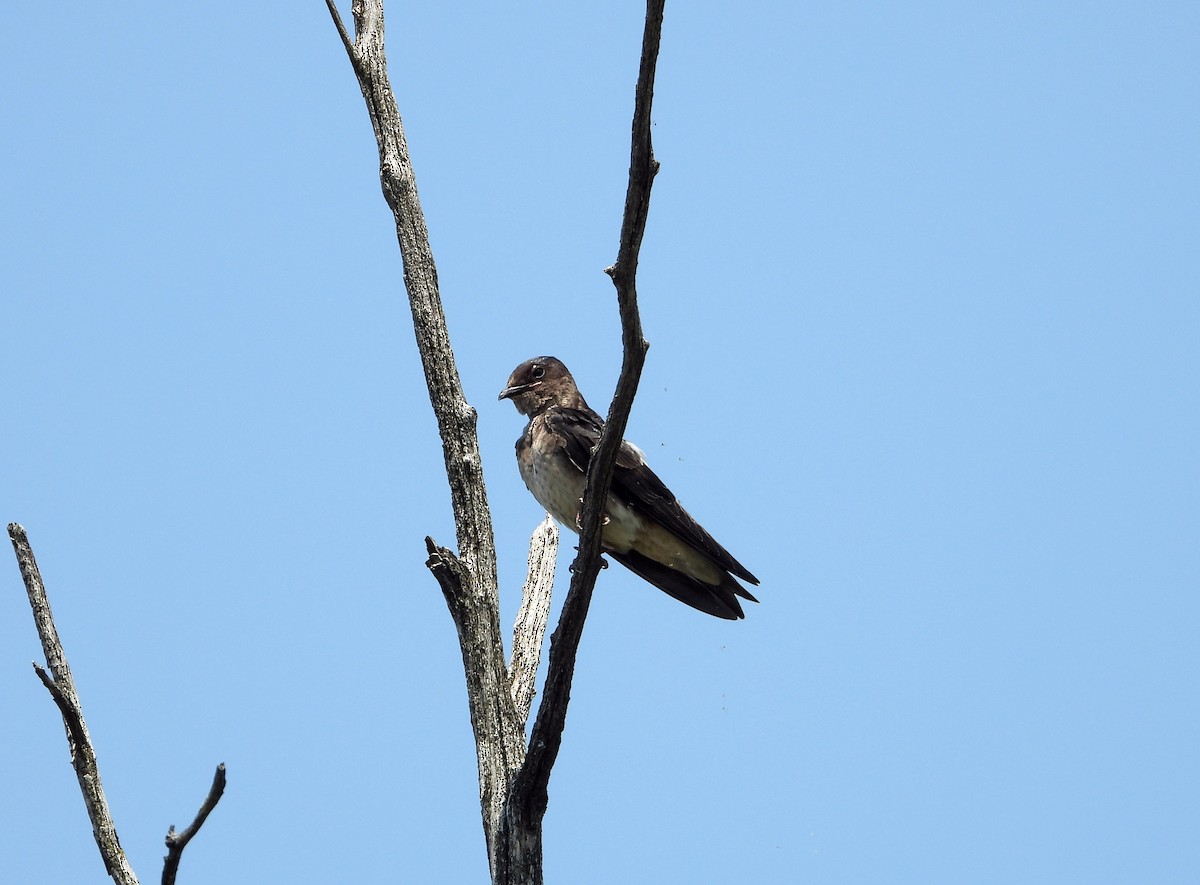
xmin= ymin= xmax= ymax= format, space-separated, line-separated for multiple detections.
xmin=532 ymin=366 xmax=546 ymax=380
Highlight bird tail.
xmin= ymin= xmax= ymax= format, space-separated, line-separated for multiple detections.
xmin=607 ymin=550 xmax=758 ymax=620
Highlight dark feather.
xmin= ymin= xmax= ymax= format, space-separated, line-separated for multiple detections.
xmin=608 ymin=549 xmax=756 ymax=620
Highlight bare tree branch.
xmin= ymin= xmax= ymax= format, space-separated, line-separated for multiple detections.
xmin=324 ymin=0 xmax=356 ymax=62
xmin=12 ymin=525 xmax=227 ymax=884
xmin=162 ymin=764 xmax=228 ymax=885
xmin=31 ymin=663 xmax=89 ymax=748
xmin=9 ymin=522 xmax=140 ymax=885
xmin=325 ymin=6 xmax=519 ymax=871
xmin=508 ymin=517 xmax=558 ymax=725
xmin=328 ymin=1 xmax=530 ymax=877
xmin=424 ymin=538 xmax=526 ymax=874
xmin=501 ymin=0 xmax=662 ymax=863
xmin=324 ymin=0 xmax=500 ymax=596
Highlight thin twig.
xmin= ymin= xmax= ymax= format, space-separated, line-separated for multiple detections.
xmin=506 ymin=0 xmax=663 ymax=831
xmin=32 ymin=663 xmax=90 ymax=753
xmin=8 ymin=523 xmax=140 ymax=885
xmin=162 ymin=764 xmax=228 ymax=885
xmin=324 ymin=0 xmax=356 ymax=63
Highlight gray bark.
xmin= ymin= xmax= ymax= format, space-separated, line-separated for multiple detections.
xmin=9 ymin=523 xmax=140 ymax=885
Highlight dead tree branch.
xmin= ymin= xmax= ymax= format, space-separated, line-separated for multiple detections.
xmin=508 ymin=517 xmax=558 ymax=726
xmin=9 ymin=522 xmax=140 ymax=885
xmin=500 ymin=4 xmax=661 ymax=868
xmin=325 ymin=0 xmax=524 ymax=875
xmin=423 ymin=536 xmax=527 ymax=873
xmin=162 ymin=764 xmax=228 ymax=885
xmin=324 ymin=0 xmax=500 ymax=595
xmin=10 ymin=524 xmax=227 ymax=885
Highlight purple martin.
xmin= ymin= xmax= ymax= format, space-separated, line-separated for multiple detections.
xmin=499 ymin=356 xmax=759 ymax=619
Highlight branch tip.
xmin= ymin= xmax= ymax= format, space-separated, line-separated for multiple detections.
xmin=162 ymin=763 xmax=228 ymax=885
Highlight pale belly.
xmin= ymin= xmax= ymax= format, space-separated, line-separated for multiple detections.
xmin=521 ymin=449 xmax=643 ymax=552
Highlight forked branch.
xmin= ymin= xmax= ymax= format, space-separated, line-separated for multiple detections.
xmin=162 ymin=764 xmax=228 ymax=885
xmin=10 ymin=522 xmax=140 ymax=885
xmin=325 ymin=2 xmax=665 ymax=883
xmin=10 ymin=524 xmax=228 ymax=885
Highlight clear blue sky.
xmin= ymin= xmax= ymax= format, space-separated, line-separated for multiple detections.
xmin=3 ymin=2 xmax=1197 ymax=882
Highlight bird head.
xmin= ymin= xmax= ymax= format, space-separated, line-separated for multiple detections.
xmin=498 ymin=356 xmax=586 ymax=415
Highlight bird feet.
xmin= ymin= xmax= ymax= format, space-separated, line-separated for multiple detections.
xmin=574 ymin=498 xmax=610 ymax=530
xmin=568 ymin=551 xmax=609 ymax=574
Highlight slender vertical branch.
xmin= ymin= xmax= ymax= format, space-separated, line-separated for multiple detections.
xmin=324 ymin=0 xmax=499 ymax=597
xmin=327 ymin=0 xmax=520 ymax=874
xmin=502 ymin=0 xmax=663 ymax=860
xmin=509 ymin=517 xmax=558 ymax=725
xmin=325 ymin=5 xmax=520 ymax=874
xmin=9 ymin=523 xmax=140 ymax=885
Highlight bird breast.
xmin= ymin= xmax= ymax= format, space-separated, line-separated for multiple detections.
xmin=520 ymin=423 xmax=642 ymax=552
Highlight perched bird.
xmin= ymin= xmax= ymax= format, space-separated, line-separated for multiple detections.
xmin=499 ymin=356 xmax=759 ymax=619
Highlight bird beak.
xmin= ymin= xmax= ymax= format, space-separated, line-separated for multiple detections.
xmin=498 ymin=382 xmax=531 ymax=401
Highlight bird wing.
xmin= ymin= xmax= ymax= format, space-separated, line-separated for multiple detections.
xmin=542 ymin=406 xmax=759 ymax=585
